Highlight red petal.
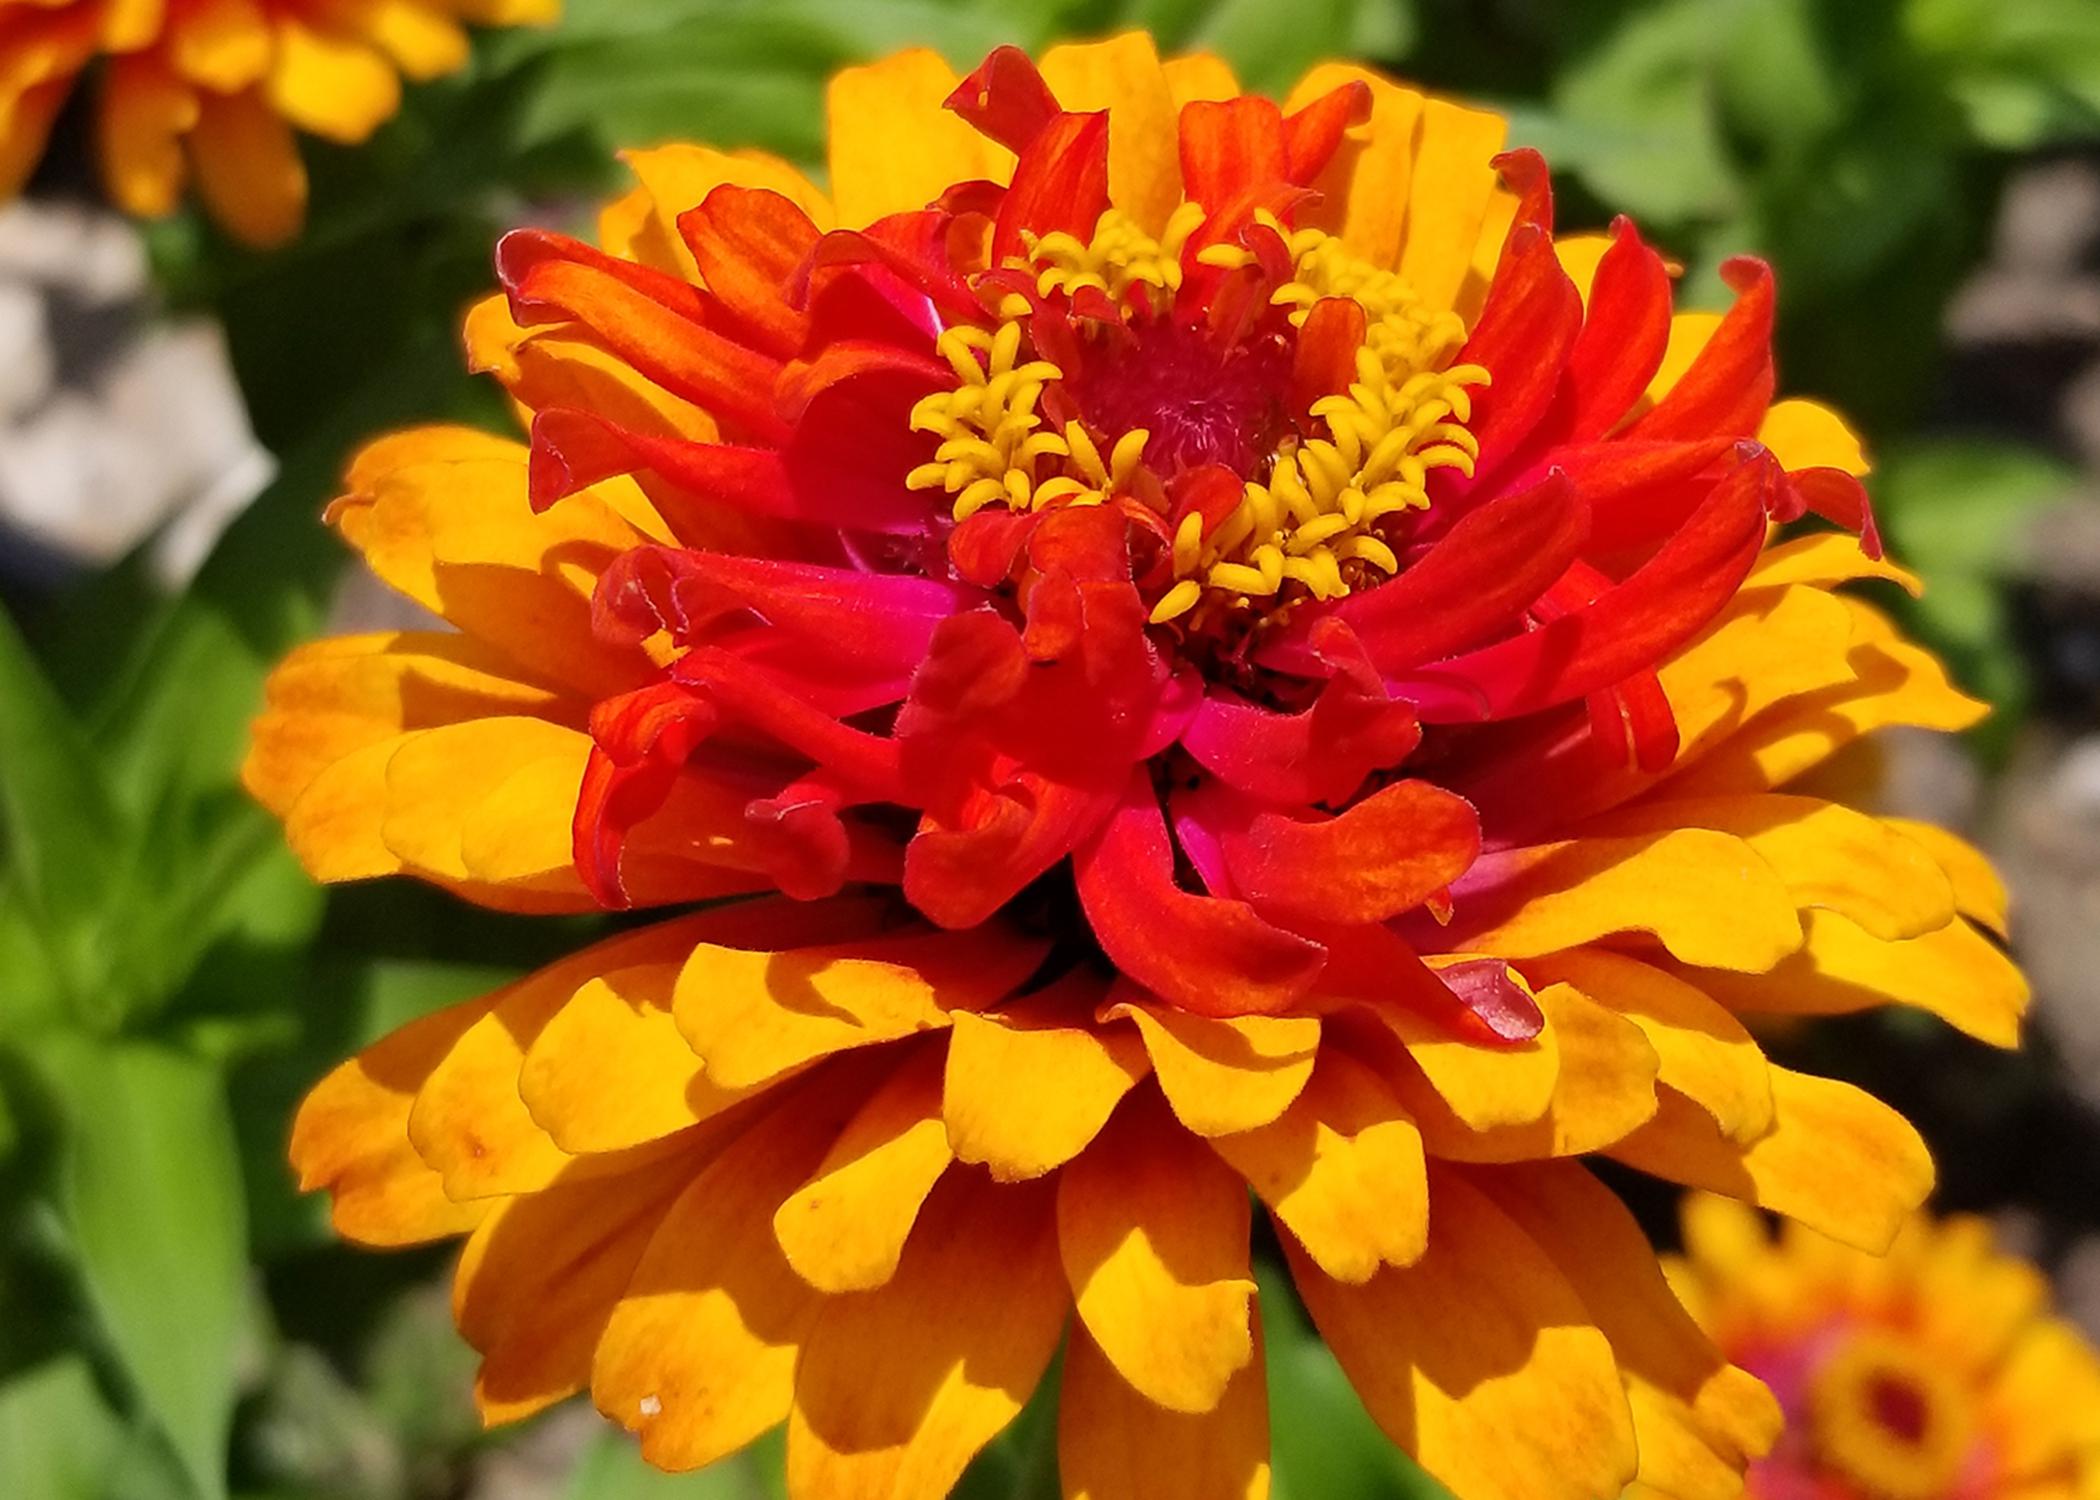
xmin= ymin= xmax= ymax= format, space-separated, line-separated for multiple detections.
xmin=1219 ymin=780 xmax=1482 ymax=926
xmin=1263 ymin=470 xmax=1588 ymax=677
xmin=500 ymin=243 xmax=788 ymax=443
xmin=1542 ymin=437 xmax=1736 ymax=558
xmin=1783 ymin=467 xmax=1884 ymax=558
xmin=991 ymin=111 xmax=1111 ymax=265
xmin=1629 ymin=257 xmax=1775 ymax=442
xmin=529 ymin=408 xmax=793 ymax=520
xmin=673 ymin=647 xmax=906 ymax=799
xmin=1074 ymin=773 xmax=1327 ymax=1018
xmin=1180 ymin=680 xmax=1421 ymax=808
xmin=1435 ymin=958 xmax=1546 ymax=1043
xmin=1561 ymin=216 xmax=1671 ymax=442
xmin=905 ymin=757 xmax=1120 ymax=928
xmin=1393 ymin=450 xmax=1777 ymax=721
xmin=1283 ymin=82 xmax=1372 ymax=186
xmin=677 ymin=185 xmax=821 ymax=360
xmin=1447 ymin=223 xmax=1583 ymax=487
xmin=945 ymin=44 xmax=1062 ymax=154
xmin=1290 ymin=296 xmax=1368 ymax=416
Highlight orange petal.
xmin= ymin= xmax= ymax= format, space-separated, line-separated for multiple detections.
xmin=289 ymin=994 xmax=495 ymax=1246
xmin=617 ymin=142 xmax=835 ymax=280
xmin=1341 ymin=966 xmax=1560 ymax=1131
xmin=1519 ymin=948 xmax=1774 ymax=1143
xmin=1102 ymin=992 xmax=1319 ymax=1137
xmin=1384 ymin=983 xmax=1659 ymax=1163
xmin=591 ymin=1070 xmax=873 ymax=1471
xmin=674 ymin=922 xmax=1045 ymax=1090
xmin=1210 ymin=1048 xmax=1427 ymax=1283
xmin=1160 ymin=53 xmax=1239 ymax=109
xmin=941 ymin=987 xmax=1148 ymax=1181
xmin=1881 ymin=818 xmax=2011 ymax=939
xmin=1484 ymin=1163 xmax=1782 ymax=1500
xmin=1745 ymin=533 xmax=1918 ymax=594
xmin=1058 ymin=1314 xmax=1271 ymax=1500
xmin=517 ymin=962 xmax=752 ymax=1156
xmin=97 ymin=53 xmax=196 ymax=217
xmin=1759 ymin=398 xmax=1870 ymax=476
xmin=187 ymin=86 xmax=306 ymax=249
xmin=1397 ymin=97 xmax=1509 ymax=313
xmin=1611 ymin=1068 xmax=1933 ymax=1253
xmin=1582 ymin=792 xmax=1956 ymax=943
xmin=787 ymin=1172 xmax=1067 ymax=1498
xmin=774 ymin=1040 xmax=953 ymax=1293
xmin=1449 ymin=828 xmax=1803 ymax=972
xmin=406 ymin=916 xmax=740 ymax=1200
xmin=1058 ymin=1089 xmax=1257 ymax=1414
xmin=1285 ymin=1164 xmax=1638 ymax=1500
xmin=1679 ymin=907 xmax=2027 ymax=1047
xmin=266 ymin=18 xmax=400 ymax=143
xmin=455 ymin=1148 xmax=700 ymax=1425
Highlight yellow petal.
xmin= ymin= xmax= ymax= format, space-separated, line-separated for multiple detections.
xmin=1209 ymin=1048 xmax=1427 ymax=1283
xmin=1286 ymin=1164 xmax=1638 ymax=1500
xmin=167 ymin=0 xmax=271 ymax=92
xmin=1745 ymin=533 xmax=1919 ymax=595
xmin=1553 ymin=233 xmax=1614 ymax=303
xmin=1519 ymin=949 xmax=1774 ymax=1143
xmin=1339 ymin=964 xmax=1560 ymax=1130
xmin=1681 ymin=907 xmax=2027 ymax=1047
xmin=1059 ymin=1315 xmax=1271 ymax=1500
xmin=1386 ymin=984 xmax=1659 ymax=1163
xmin=1585 ymin=792 xmax=1956 ymax=942
xmin=338 ymin=0 xmax=470 ymax=82
xmin=825 ymin=48 xmax=1010 ymax=228
xmin=187 ymin=86 xmax=306 ymax=249
xmin=518 ymin=962 xmax=753 ymax=1156
xmin=774 ymin=1040 xmax=953 ymax=1293
xmin=591 ymin=1072 xmax=870 ymax=1472
xmin=289 ymin=994 xmax=495 ymax=1246
xmin=1284 ymin=64 xmax=1423 ymax=267
xmin=942 ymin=983 xmax=1148 ymax=1181
xmin=1883 ymin=817 xmax=2011 ymax=938
xmin=328 ymin=441 xmax=661 ymax=696
xmin=1397 ymin=96 xmax=1509 ymax=314
xmin=1449 ymin=828 xmax=1803 ymax=971
xmin=675 ymin=922 xmax=1045 ymax=1090
xmin=242 ymin=630 xmax=574 ymax=818
xmin=1665 ymin=599 xmax=1987 ymax=798
xmin=1058 ymin=1089 xmax=1256 ymax=1414
xmin=1759 ymin=398 xmax=1871 ymax=476
xmin=455 ymin=1148 xmax=699 ymax=1425
xmin=1988 ymin=1320 xmax=2100 ymax=1482
xmin=1484 ymin=1163 xmax=1782 ymax=1500
xmin=787 ymin=1172 xmax=1067 ymax=1499
xmin=1041 ymin=32 xmax=1182 ymax=234
xmin=406 ymin=916 xmax=730 ymax=1200
xmin=1644 ymin=312 xmax=1723 ymax=406
xmin=377 ymin=715 xmax=589 ymax=884
xmin=1611 ymin=1068 xmax=1934 ymax=1253
xmin=266 ymin=19 xmax=401 ymax=144
xmin=1100 ymin=991 xmax=1318 ymax=1136
xmin=1914 ymin=1215 xmax=2048 ymax=1376
xmin=1160 ymin=52 xmax=1239 ymax=108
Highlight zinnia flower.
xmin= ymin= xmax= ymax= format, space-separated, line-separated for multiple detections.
xmin=1664 ymin=1195 xmax=2100 ymax=1500
xmin=249 ymin=34 xmax=2032 ymax=1500
xmin=0 ymin=0 xmax=557 ymax=247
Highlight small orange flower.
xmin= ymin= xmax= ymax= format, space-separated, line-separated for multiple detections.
xmin=0 ymin=0 xmax=558 ymax=246
xmin=248 ymin=36 xmax=2031 ymax=1500
xmin=1666 ymin=1196 xmax=2100 ymax=1500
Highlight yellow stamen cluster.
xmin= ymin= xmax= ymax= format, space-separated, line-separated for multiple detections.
xmin=1154 ymin=222 xmax=1489 ymax=625
xmin=1024 ymin=202 xmax=1208 ymax=310
xmin=903 ymin=205 xmax=1487 ymax=628
xmin=905 ymin=322 xmax=1147 ymax=521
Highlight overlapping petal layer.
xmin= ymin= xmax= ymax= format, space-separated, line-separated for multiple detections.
xmin=0 ymin=0 xmax=557 ymax=245
xmin=254 ymin=34 xmax=2030 ymax=1500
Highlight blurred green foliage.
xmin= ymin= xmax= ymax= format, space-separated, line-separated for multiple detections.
xmin=2 ymin=0 xmax=2095 ymax=1495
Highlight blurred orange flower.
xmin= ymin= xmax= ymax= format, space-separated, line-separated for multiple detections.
xmin=248 ymin=35 xmax=2030 ymax=1500
xmin=1666 ymin=1195 xmax=2100 ymax=1500
xmin=0 ymin=0 xmax=557 ymax=246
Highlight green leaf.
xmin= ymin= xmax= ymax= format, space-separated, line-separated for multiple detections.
xmin=1187 ymin=0 xmax=1369 ymax=94
xmin=0 ymin=1356 xmax=126 ymax=1500
xmin=39 ymin=1036 xmax=250 ymax=1500
xmin=1530 ymin=0 xmax=1741 ymax=227
xmin=0 ymin=608 xmax=126 ymax=1026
